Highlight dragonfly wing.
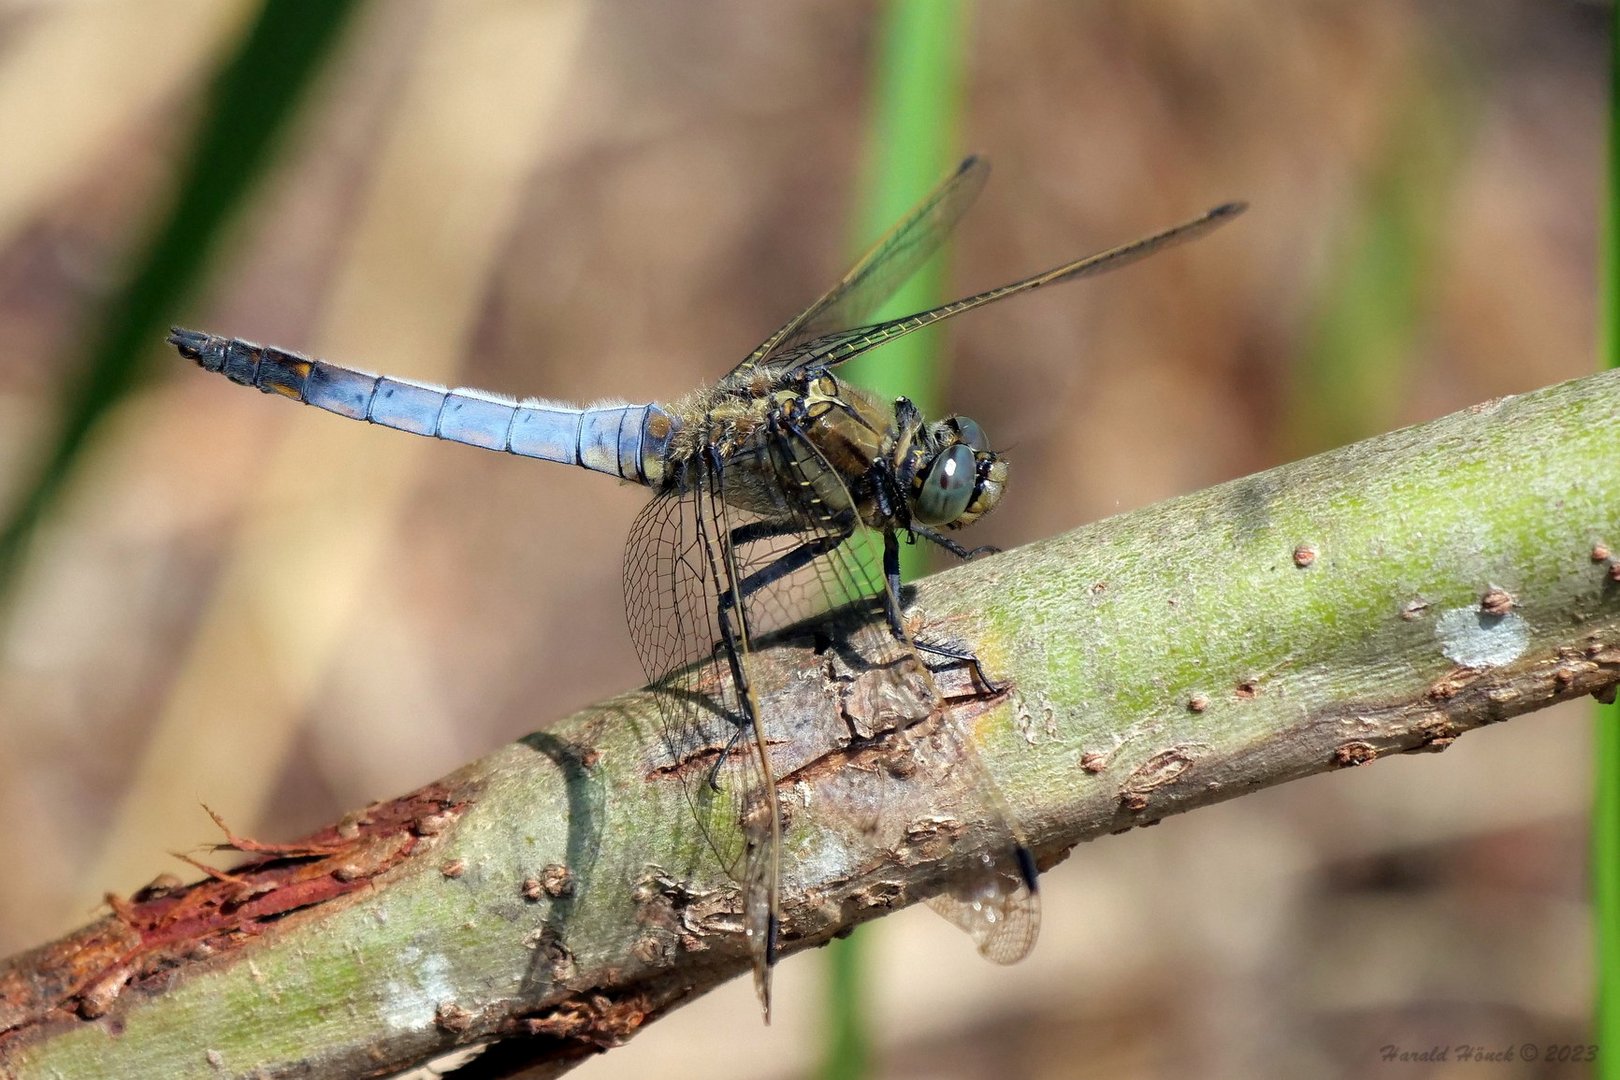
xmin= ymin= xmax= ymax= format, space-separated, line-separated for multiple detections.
xmin=729 ymin=156 xmax=990 ymax=380
xmin=768 ymin=200 xmax=1247 ymax=377
xmin=907 ymin=714 xmax=1041 ymax=965
xmin=728 ymin=420 xmax=1043 ymax=968
xmin=925 ymin=852 xmax=1041 ymax=964
xmin=624 ymin=419 xmax=925 ymax=1014
xmin=626 ymin=413 xmax=1041 ymax=1003
xmin=624 ymin=471 xmax=782 ymax=1015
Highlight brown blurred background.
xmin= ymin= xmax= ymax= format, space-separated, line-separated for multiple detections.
xmin=0 ymin=2 xmax=1603 ymax=1078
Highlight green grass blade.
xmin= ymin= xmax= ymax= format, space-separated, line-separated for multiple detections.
xmin=1596 ymin=5 xmax=1619 ymax=1072
xmin=821 ymin=931 xmax=871 ymax=1080
xmin=822 ymin=4 xmax=967 ymax=1077
xmin=0 ymin=1 xmax=364 ymax=604
xmin=840 ymin=0 xmax=967 ymax=423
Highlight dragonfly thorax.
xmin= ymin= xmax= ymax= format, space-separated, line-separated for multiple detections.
xmin=745 ymin=371 xmax=1008 ymax=536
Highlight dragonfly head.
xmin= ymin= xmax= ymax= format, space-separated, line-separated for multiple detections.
xmin=910 ymin=415 xmax=1007 ymax=530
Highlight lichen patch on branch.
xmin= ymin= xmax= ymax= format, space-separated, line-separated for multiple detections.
xmin=1436 ymin=606 xmax=1529 ymax=668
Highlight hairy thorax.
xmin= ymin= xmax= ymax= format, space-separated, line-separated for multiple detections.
xmin=663 ymin=374 xmax=899 ymax=531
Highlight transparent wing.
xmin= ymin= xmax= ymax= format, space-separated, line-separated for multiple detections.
xmin=626 ymin=412 xmax=1043 ymax=1007
xmin=764 ymin=200 xmax=1247 ymax=378
xmin=912 ymin=723 xmax=1041 ymax=965
xmin=926 ymin=859 xmax=1041 ymax=965
xmin=729 ymin=156 xmax=990 ymax=379
xmin=624 ymin=427 xmax=912 ymax=1016
xmin=753 ymin=432 xmax=1042 ymax=963
xmin=624 ymin=436 xmax=900 ymax=1017
xmin=841 ymin=591 xmax=1041 ymax=963
xmin=623 ymin=466 xmax=782 ymax=1016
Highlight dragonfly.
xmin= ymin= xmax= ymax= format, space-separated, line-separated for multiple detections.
xmin=170 ymin=156 xmax=1243 ymax=1019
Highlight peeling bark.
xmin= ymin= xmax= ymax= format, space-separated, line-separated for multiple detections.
xmin=2 ymin=369 xmax=1618 ymax=1078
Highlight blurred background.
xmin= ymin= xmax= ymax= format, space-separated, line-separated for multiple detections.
xmin=0 ymin=2 xmax=1604 ymax=1078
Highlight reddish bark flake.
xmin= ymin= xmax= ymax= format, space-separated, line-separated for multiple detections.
xmin=435 ymin=1002 xmax=476 ymax=1034
xmin=203 ymin=804 xmax=347 ymax=857
xmin=540 ymin=865 xmax=576 ymax=899
xmin=1 ymin=784 xmax=468 ymax=1034
xmin=520 ymin=992 xmax=651 ymax=1049
xmin=1333 ymin=742 xmax=1378 ymax=767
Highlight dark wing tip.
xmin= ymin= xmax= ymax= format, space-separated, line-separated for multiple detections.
xmin=1209 ymin=200 xmax=1249 ymax=219
xmin=167 ymin=326 xmax=209 ymax=359
xmin=954 ymin=155 xmax=990 ymax=185
xmin=1016 ymin=844 xmax=1040 ymax=894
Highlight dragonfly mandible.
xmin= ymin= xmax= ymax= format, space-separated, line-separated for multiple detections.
xmin=170 ymin=156 xmax=1243 ymax=1018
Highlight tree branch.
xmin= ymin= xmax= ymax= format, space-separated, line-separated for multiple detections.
xmin=3 ymin=370 xmax=1618 ymax=1079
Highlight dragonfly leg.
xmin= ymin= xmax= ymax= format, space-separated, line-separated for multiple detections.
xmin=710 ymin=530 xmax=848 ymax=675
xmin=698 ymin=451 xmax=771 ymax=767
xmin=912 ymin=524 xmax=999 ymax=561
xmin=706 ymin=721 xmax=752 ymax=792
xmin=716 ymin=531 xmax=848 ymax=618
xmin=728 ymin=518 xmax=807 ymax=547
xmin=708 ymin=591 xmax=756 ymax=767
xmin=882 ymin=531 xmax=1005 ymax=693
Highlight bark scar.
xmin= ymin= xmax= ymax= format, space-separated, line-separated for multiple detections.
xmin=0 ymin=784 xmax=468 ymax=1038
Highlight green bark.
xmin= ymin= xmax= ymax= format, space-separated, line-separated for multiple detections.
xmin=3 ymin=370 xmax=1618 ymax=1079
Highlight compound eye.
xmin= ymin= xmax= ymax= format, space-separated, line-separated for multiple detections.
xmin=915 ymin=443 xmax=977 ymax=526
xmin=951 ymin=416 xmax=989 ymax=452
